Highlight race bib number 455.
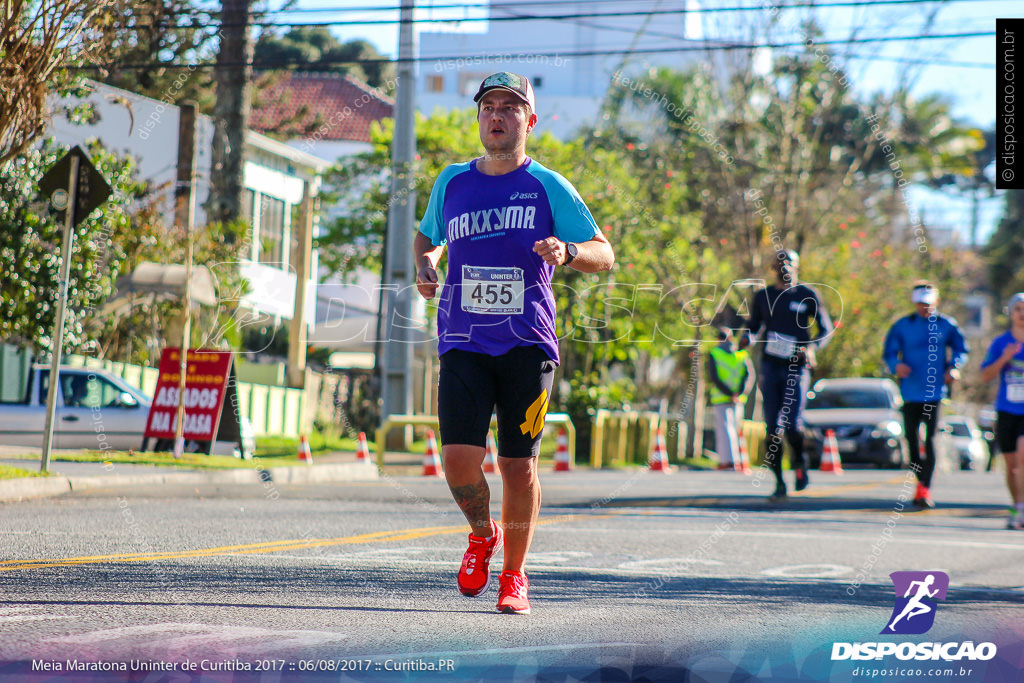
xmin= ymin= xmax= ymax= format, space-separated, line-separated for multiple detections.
xmin=461 ymin=265 xmax=525 ymax=315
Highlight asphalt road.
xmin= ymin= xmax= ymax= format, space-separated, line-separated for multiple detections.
xmin=1 ymin=466 xmax=1022 ymax=682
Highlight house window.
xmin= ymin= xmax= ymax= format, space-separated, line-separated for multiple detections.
xmin=241 ymin=189 xmax=255 ymax=225
xmin=427 ymin=75 xmax=444 ymax=92
xmin=259 ymin=196 xmax=286 ymax=266
xmin=241 ymin=189 xmax=257 ymax=259
xmin=460 ymin=72 xmax=491 ymax=97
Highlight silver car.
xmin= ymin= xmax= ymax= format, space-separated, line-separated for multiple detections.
xmin=941 ymin=415 xmax=987 ymax=471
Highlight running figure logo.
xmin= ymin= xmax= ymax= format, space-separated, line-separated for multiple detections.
xmin=881 ymin=571 xmax=949 ymax=635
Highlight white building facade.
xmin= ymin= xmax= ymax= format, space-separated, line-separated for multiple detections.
xmin=50 ymin=80 xmax=331 ymax=327
xmin=417 ymin=0 xmax=708 ymax=138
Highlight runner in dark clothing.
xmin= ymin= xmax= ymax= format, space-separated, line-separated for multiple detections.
xmin=746 ymin=250 xmax=834 ymax=501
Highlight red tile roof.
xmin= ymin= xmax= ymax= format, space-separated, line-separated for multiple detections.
xmin=250 ymin=72 xmax=394 ymax=143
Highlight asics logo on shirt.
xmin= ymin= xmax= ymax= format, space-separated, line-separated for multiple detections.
xmin=510 ymin=191 xmax=539 ymax=200
xmin=447 ymin=205 xmax=537 ymax=242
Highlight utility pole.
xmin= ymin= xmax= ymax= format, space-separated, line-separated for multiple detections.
xmin=288 ymin=180 xmax=317 ymax=389
xmin=209 ymin=0 xmax=253 ymax=225
xmin=173 ymin=103 xmax=198 ymax=458
xmin=379 ymin=0 xmax=417 ymax=438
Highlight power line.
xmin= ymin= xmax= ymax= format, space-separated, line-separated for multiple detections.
xmin=262 ymin=0 xmax=652 ymax=12
xmin=843 ymin=53 xmax=993 ymax=69
xmin=116 ymin=0 xmax=1018 ymax=29
xmin=79 ymin=30 xmax=995 ymax=71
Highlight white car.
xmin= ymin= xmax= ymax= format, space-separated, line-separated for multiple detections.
xmin=942 ymin=415 xmax=987 ymax=471
xmin=0 ymin=366 xmax=255 ymax=458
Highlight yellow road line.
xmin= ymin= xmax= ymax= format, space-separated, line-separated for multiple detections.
xmin=1 ymin=515 xmax=593 ymax=573
xmin=792 ymin=474 xmax=908 ymax=498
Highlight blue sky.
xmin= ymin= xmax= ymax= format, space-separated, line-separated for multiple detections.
xmin=274 ymin=0 xmax=1017 ymax=243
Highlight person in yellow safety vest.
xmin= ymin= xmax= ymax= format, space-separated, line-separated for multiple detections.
xmin=708 ymin=326 xmax=756 ymax=470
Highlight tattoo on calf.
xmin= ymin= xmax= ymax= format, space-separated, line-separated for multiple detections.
xmin=449 ymin=478 xmax=491 ymax=530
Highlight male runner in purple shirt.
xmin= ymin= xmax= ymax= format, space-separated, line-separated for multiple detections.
xmin=414 ymin=72 xmax=614 ymax=614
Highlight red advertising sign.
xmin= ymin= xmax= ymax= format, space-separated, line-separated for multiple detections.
xmin=144 ymin=348 xmax=233 ymax=441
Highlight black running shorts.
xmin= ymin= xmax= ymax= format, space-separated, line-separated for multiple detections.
xmin=996 ymin=410 xmax=1024 ymax=454
xmin=437 ymin=345 xmax=556 ymax=458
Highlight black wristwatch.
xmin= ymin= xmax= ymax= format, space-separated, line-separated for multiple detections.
xmin=563 ymin=242 xmax=578 ymax=266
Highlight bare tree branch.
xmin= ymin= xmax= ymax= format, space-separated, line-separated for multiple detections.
xmin=0 ymin=0 xmax=123 ymax=167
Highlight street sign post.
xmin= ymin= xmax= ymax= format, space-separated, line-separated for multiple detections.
xmin=36 ymin=146 xmax=112 ymax=472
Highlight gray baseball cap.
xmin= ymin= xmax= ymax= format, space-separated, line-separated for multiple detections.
xmin=473 ymin=72 xmax=536 ymax=112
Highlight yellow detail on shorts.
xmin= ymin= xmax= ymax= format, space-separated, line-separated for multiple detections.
xmin=520 ymin=389 xmax=549 ymax=438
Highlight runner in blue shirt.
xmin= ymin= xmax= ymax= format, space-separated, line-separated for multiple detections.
xmin=980 ymin=292 xmax=1024 ymax=530
xmin=414 ymin=72 xmax=615 ymax=614
xmin=882 ymin=282 xmax=968 ymax=509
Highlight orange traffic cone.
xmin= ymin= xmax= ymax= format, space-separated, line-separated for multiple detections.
xmin=648 ymin=427 xmax=672 ymax=472
xmin=422 ymin=429 xmax=443 ymax=477
xmin=483 ymin=430 xmax=498 ymax=473
xmin=819 ymin=429 xmax=844 ymax=473
xmin=297 ymin=435 xmax=313 ymax=465
xmin=356 ymin=431 xmax=371 ymax=463
xmin=737 ymin=436 xmax=752 ymax=475
xmin=553 ymin=428 xmax=571 ymax=472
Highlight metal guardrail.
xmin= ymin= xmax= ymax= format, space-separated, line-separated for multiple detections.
xmin=375 ymin=413 xmax=575 ymax=469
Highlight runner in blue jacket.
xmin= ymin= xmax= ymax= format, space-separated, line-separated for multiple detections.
xmin=882 ymin=282 xmax=968 ymax=509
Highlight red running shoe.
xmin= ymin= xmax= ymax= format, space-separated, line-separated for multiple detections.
xmin=913 ymin=483 xmax=935 ymax=509
xmin=496 ymin=570 xmax=531 ymax=614
xmin=457 ymin=518 xmax=503 ymax=597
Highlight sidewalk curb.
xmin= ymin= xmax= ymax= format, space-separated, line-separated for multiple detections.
xmin=0 ymin=463 xmax=378 ymax=503
xmin=0 ymin=477 xmax=73 ymax=503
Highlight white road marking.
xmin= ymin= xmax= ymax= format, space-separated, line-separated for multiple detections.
xmin=761 ymin=564 xmax=853 ymax=578
xmin=618 ymin=558 xmax=724 ymax=571
xmin=46 ymin=623 xmax=213 ymax=643
xmin=538 ymin=526 xmax=1024 ymax=551
xmin=365 ymin=642 xmax=640 ymax=659
xmin=44 ymin=623 xmax=348 ymax=656
xmin=522 ymin=551 xmax=592 ymax=565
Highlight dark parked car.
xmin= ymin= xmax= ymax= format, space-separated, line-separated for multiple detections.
xmin=802 ymin=378 xmax=909 ymax=469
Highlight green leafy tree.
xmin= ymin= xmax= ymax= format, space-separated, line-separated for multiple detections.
xmin=254 ymin=28 xmax=395 ymax=91
xmin=99 ymin=0 xmax=223 ymax=111
xmin=606 ymin=41 xmax=982 ymax=384
xmin=0 ymin=140 xmax=142 ymax=354
xmin=983 ymin=190 xmax=1024 ymax=301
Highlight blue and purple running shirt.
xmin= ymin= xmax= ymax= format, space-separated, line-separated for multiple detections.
xmin=418 ymin=157 xmax=600 ymax=363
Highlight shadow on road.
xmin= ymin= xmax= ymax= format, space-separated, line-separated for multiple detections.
xmin=2 ymin=561 xmax=1020 ymax=613
xmin=562 ymin=494 xmax=1011 ymax=520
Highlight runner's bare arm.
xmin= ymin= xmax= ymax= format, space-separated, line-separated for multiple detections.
xmin=532 ymin=233 xmax=614 ymax=272
xmin=980 ymin=341 xmax=1023 ymax=382
xmin=415 ymin=231 xmax=446 ymax=300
